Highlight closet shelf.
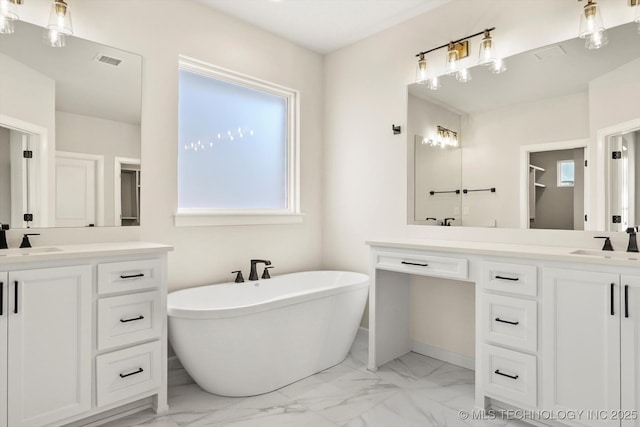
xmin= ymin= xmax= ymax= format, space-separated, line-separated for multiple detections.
xmin=534 ymin=183 xmax=546 ymax=188
xmin=529 ymin=164 xmax=545 ymax=172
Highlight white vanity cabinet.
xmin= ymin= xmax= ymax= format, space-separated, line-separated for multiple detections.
xmin=0 ymin=266 xmax=92 ymax=427
xmin=0 ymin=242 xmax=171 ymax=427
xmin=543 ymin=269 xmax=640 ymax=427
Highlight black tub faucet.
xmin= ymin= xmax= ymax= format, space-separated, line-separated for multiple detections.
xmin=627 ymin=227 xmax=639 ymax=253
xmin=249 ymin=259 xmax=271 ymax=281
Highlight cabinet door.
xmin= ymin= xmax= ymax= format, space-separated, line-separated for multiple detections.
xmin=7 ymin=266 xmax=92 ymax=427
xmin=622 ymin=276 xmax=640 ymax=427
xmin=543 ymin=268 xmax=620 ymax=427
xmin=0 ymin=272 xmax=7 ymax=427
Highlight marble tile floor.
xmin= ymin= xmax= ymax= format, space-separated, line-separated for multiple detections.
xmin=101 ymin=331 xmax=529 ymax=427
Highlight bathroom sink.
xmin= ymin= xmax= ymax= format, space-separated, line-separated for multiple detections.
xmin=570 ymin=249 xmax=640 ymax=261
xmin=0 ymin=247 xmax=64 ymax=257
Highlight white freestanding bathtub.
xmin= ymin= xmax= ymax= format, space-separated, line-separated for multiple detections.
xmin=167 ymin=270 xmax=368 ymax=397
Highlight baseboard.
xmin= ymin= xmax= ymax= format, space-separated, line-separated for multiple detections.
xmin=411 ymin=340 xmax=475 ymax=371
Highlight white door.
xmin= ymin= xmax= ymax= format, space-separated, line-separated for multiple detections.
xmin=0 ymin=273 xmax=7 ymax=427
xmin=543 ymin=268 xmax=620 ymax=427
xmin=55 ymin=155 xmax=96 ymax=227
xmin=7 ymin=266 xmax=91 ymax=427
xmin=622 ymin=275 xmax=640 ymax=427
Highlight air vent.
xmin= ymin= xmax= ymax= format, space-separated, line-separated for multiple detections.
xmin=94 ymin=54 xmax=122 ymax=67
xmin=531 ymin=45 xmax=566 ymax=61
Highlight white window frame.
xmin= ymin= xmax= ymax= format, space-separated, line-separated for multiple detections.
xmin=175 ymin=56 xmax=302 ymax=226
xmin=557 ymin=159 xmax=575 ymax=187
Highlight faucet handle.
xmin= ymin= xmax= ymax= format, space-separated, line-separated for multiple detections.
xmin=20 ymin=233 xmax=40 ymax=249
xmin=231 ymin=270 xmax=244 ymax=283
xmin=0 ymin=224 xmax=8 ymax=231
xmin=594 ymin=236 xmax=614 ymax=251
xmin=262 ymin=266 xmax=274 ymax=279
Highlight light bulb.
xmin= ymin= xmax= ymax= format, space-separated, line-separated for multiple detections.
xmin=415 ymin=53 xmax=429 ymax=84
xmin=427 ymin=76 xmax=441 ymax=91
xmin=585 ymin=28 xmax=608 ymax=49
xmin=579 ymin=0 xmax=605 ymax=41
xmin=490 ymin=58 xmax=507 ymax=74
xmin=456 ymin=68 xmax=471 ymax=83
xmin=445 ymin=43 xmax=459 ymax=75
xmin=478 ymin=30 xmax=497 ymax=66
xmin=46 ymin=0 xmax=73 ymax=47
xmin=0 ymin=0 xmax=18 ymax=34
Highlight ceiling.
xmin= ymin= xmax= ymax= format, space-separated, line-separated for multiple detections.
xmin=195 ymin=0 xmax=450 ymax=54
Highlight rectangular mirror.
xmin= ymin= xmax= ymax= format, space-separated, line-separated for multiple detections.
xmin=0 ymin=20 xmax=142 ymax=228
xmin=407 ymin=21 xmax=640 ymax=231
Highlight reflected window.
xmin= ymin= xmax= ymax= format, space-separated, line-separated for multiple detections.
xmin=557 ymin=160 xmax=575 ymax=187
xmin=177 ymin=57 xmax=299 ymax=222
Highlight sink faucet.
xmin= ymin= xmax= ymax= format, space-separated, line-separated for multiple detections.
xmin=443 ymin=218 xmax=455 ymax=226
xmin=249 ymin=259 xmax=271 ymax=281
xmin=627 ymin=227 xmax=639 ymax=253
xmin=19 ymin=233 xmax=40 ymax=249
xmin=0 ymin=224 xmax=8 ymax=249
xmin=594 ymin=236 xmax=614 ymax=251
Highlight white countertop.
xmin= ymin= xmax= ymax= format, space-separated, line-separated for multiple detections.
xmin=0 ymin=241 xmax=173 ymax=264
xmin=366 ymin=238 xmax=640 ymax=268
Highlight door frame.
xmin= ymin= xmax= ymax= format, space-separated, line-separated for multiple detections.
xmin=519 ymin=139 xmax=589 ymax=229
xmin=114 ymin=157 xmax=140 ymax=226
xmin=55 ymin=151 xmax=105 ymax=227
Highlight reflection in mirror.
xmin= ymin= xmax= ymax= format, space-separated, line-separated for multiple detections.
xmin=0 ymin=20 xmax=142 ymax=228
xmin=606 ymin=128 xmax=640 ymax=232
xmin=407 ymin=21 xmax=640 ymax=230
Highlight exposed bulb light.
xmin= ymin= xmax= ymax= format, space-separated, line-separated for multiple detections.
xmin=456 ymin=68 xmax=471 ymax=83
xmin=426 ymin=75 xmax=441 ymax=91
xmin=445 ymin=42 xmax=460 ymax=75
xmin=46 ymin=0 xmax=72 ymax=47
xmin=634 ymin=1 xmax=640 ymax=34
xmin=478 ymin=29 xmax=497 ymax=65
xmin=415 ymin=53 xmax=429 ymax=84
xmin=423 ymin=126 xmax=459 ymax=148
xmin=490 ymin=57 xmax=507 ymax=74
xmin=0 ymin=0 xmax=21 ymax=35
xmin=578 ymin=0 xmax=607 ymax=49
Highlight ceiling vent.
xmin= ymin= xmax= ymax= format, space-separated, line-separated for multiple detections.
xmin=94 ymin=54 xmax=122 ymax=67
xmin=531 ymin=45 xmax=567 ymax=61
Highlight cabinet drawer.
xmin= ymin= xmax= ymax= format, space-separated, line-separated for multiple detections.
xmin=483 ymin=344 xmax=537 ymax=407
xmin=375 ymin=251 xmax=468 ymax=280
xmin=482 ymin=294 xmax=537 ymax=352
xmin=482 ymin=261 xmax=537 ymax=296
xmin=98 ymin=259 xmax=161 ymax=294
xmin=96 ymin=341 xmax=161 ymax=407
xmin=98 ymin=291 xmax=162 ymax=350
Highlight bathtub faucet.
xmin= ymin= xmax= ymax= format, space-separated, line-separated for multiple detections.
xmin=249 ymin=259 xmax=271 ymax=280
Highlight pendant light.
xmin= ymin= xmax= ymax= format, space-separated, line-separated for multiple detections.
xmin=445 ymin=42 xmax=460 ymax=75
xmin=578 ymin=0 xmax=607 ymax=49
xmin=634 ymin=0 xmax=640 ymax=34
xmin=478 ymin=29 xmax=496 ymax=66
xmin=415 ymin=53 xmax=429 ymax=84
xmin=46 ymin=0 xmax=73 ymax=47
xmin=0 ymin=0 xmax=21 ymax=35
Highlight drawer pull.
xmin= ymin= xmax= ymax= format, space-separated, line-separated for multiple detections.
xmin=495 ymin=317 xmax=519 ymax=326
xmin=119 ymin=368 xmax=144 ymax=378
xmin=13 ymin=281 xmax=18 ymax=314
xmin=494 ymin=369 xmax=519 ymax=380
xmin=625 ymin=285 xmax=630 ymax=318
xmin=120 ymin=315 xmax=145 ymax=323
xmin=120 ymin=273 xmax=145 ymax=279
xmin=401 ymin=261 xmax=429 ymax=267
xmin=495 ymin=275 xmax=519 ymax=281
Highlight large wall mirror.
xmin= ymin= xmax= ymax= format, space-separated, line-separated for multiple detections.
xmin=408 ymin=21 xmax=640 ymax=231
xmin=0 ymin=20 xmax=141 ymax=229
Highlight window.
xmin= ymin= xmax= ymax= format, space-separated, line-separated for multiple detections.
xmin=557 ymin=160 xmax=575 ymax=187
xmin=175 ymin=56 xmax=301 ymax=226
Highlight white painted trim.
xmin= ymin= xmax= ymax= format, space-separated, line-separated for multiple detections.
xmin=596 ymin=118 xmax=640 ymax=231
xmin=174 ymin=210 xmax=304 ymax=227
xmin=177 ymin=56 xmax=301 ymax=220
xmin=114 ymin=157 xmax=140 ymax=227
xmin=0 ymin=114 xmax=49 ymax=228
xmin=519 ymin=139 xmax=589 ymax=229
xmin=56 ymin=151 xmax=105 ymax=227
xmin=411 ymin=340 xmax=475 ymax=371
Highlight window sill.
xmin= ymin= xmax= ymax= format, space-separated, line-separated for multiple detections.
xmin=174 ymin=210 xmax=305 ymax=227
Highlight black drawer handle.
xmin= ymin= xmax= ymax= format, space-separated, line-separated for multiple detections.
xmin=495 ymin=317 xmax=519 ymax=326
xmin=13 ymin=281 xmax=18 ymax=314
xmin=625 ymin=285 xmax=629 ymax=318
xmin=120 ymin=315 xmax=144 ymax=323
xmin=611 ymin=283 xmax=615 ymax=316
xmin=495 ymin=275 xmax=519 ymax=281
xmin=120 ymin=273 xmax=145 ymax=279
xmin=119 ymin=368 xmax=144 ymax=378
xmin=401 ymin=261 xmax=429 ymax=267
xmin=494 ymin=369 xmax=519 ymax=380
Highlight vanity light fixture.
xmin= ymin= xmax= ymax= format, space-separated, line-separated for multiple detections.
xmin=415 ymin=27 xmax=504 ymax=88
xmin=46 ymin=0 xmax=73 ymax=47
xmin=422 ymin=126 xmax=459 ymax=148
xmin=633 ymin=0 xmax=640 ymax=34
xmin=578 ymin=0 xmax=608 ymax=49
xmin=0 ymin=0 xmax=22 ymax=35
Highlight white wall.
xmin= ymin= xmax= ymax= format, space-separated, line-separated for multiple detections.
xmin=17 ymin=0 xmax=324 ymax=291
xmin=56 ymin=111 xmax=141 ymax=226
xmin=324 ymin=1 xmax=636 ymax=347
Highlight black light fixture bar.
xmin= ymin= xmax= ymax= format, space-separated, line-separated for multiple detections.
xmin=416 ymin=27 xmax=496 ymax=57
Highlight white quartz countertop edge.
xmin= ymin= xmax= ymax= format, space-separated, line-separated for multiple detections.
xmin=0 ymin=241 xmax=173 ymax=264
xmin=366 ymin=239 xmax=640 ymax=268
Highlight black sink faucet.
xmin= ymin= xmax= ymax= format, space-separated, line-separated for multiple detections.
xmin=20 ymin=233 xmax=40 ymax=248
xmin=443 ymin=218 xmax=455 ymax=226
xmin=249 ymin=259 xmax=271 ymax=281
xmin=594 ymin=236 xmax=614 ymax=251
xmin=627 ymin=227 xmax=639 ymax=253
xmin=0 ymin=224 xmax=8 ymax=249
